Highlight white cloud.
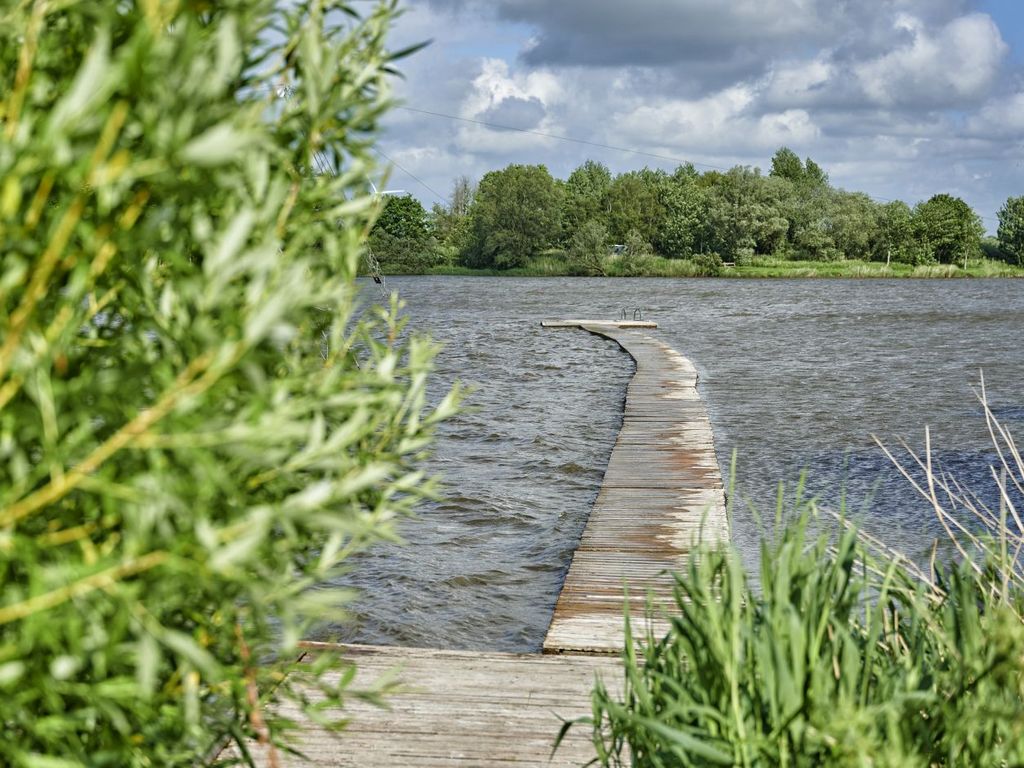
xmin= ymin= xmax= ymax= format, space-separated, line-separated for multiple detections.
xmin=967 ymin=92 xmax=1024 ymax=137
xmin=855 ymin=13 xmax=1007 ymax=107
xmin=763 ymin=57 xmax=835 ymax=107
xmin=454 ymin=59 xmax=565 ymax=155
xmin=378 ymin=1 xmax=1022 ymax=226
xmin=463 ymin=58 xmax=563 ymax=116
xmin=613 ymin=86 xmax=819 ymax=154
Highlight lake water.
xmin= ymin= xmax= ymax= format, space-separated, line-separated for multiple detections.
xmin=336 ymin=277 xmax=1024 ymax=652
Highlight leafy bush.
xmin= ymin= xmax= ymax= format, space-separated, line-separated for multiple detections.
xmin=691 ymin=252 xmax=724 ymax=276
xmin=567 ymin=219 xmax=609 ymax=276
xmin=0 ymin=1 xmax=455 ymax=765
xmin=369 ymin=230 xmax=442 ymax=274
xmin=611 ymin=228 xmax=656 ymax=276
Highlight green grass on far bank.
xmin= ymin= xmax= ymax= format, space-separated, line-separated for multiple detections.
xmin=421 ymin=254 xmax=712 ymax=278
xmin=408 ymin=256 xmax=1024 ymax=279
xmin=723 ymin=257 xmax=1024 ymax=278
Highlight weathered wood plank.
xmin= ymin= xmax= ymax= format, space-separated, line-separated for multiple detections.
xmin=221 ymin=644 xmax=620 ymax=767
xmin=541 ymin=319 xmax=657 ymax=329
xmin=542 ymin=323 xmax=728 ymax=654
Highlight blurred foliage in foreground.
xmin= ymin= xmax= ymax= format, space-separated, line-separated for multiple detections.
xmin=589 ymin=405 xmax=1024 ymax=767
xmin=0 ymin=1 xmax=456 ymax=765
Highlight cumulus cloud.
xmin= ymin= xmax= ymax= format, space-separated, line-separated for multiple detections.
xmin=463 ymin=59 xmax=563 ymax=115
xmin=480 ymin=95 xmax=546 ymax=130
xmin=453 ymin=59 xmax=564 ymax=156
xmin=966 ymin=92 xmax=1024 ymax=137
xmin=613 ymin=86 xmax=819 ymax=154
xmin=382 ymin=0 xmax=1022 ymax=225
xmin=855 ymin=13 xmax=1008 ymax=108
xmin=506 ymin=0 xmax=826 ymax=66
xmin=762 ymin=57 xmax=837 ymax=109
xmin=424 ymin=0 xmax=989 ymax=86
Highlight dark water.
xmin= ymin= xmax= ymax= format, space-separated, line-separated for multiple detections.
xmin=337 ymin=277 xmax=1024 ymax=652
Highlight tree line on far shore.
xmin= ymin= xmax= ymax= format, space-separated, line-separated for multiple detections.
xmin=368 ymin=148 xmax=1024 ymax=275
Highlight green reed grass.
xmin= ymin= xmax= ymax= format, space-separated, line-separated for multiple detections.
xmin=586 ymin=396 xmax=1024 ymax=767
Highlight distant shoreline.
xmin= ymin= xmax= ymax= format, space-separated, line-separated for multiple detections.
xmin=370 ymin=257 xmax=1024 ymax=279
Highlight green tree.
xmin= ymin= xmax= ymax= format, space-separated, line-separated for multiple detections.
xmin=653 ymin=164 xmax=708 ymax=260
xmin=769 ymin=147 xmax=829 ymax=189
xmin=605 ymin=169 xmax=666 ymax=245
xmin=997 ymin=195 xmax=1024 ymax=265
xmin=0 ymin=2 xmax=456 ymax=765
xmin=706 ymin=167 xmax=788 ymax=262
xmin=769 ymin=147 xmax=805 ymax=183
xmin=804 ymin=157 xmax=829 ymax=188
xmin=875 ymin=200 xmax=917 ymax=264
xmin=370 ymin=194 xmax=437 ymax=272
xmin=562 ymin=160 xmax=612 ymax=240
xmin=374 ymin=194 xmax=429 ymax=241
xmin=430 ymin=176 xmax=475 ymax=262
xmin=463 ymin=164 xmax=563 ymax=269
xmin=828 ymin=191 xmax=879 ymax=261
xmin=567 ymin=219 xmax=609 ymax=276
xmin=767 ymin=149 xmax=837 ymax=259
xmin=914 ymin=194 xmax=984 ymax=266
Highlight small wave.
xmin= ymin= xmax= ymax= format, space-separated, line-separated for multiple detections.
xmin=555 ymin=460 xmax=590 ymax=475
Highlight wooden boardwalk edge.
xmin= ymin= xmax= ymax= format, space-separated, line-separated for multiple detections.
xmin=542 ymin=320 xmax=729 ymax=655
xmin=224 ymin=320 xmax=728 ymax=765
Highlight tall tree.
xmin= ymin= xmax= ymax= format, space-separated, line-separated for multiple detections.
xmin=653 ymin=164 xmax=708 ymax=259
xmin=706 ymin=167 xmax=787 ymax=262
xmin=770 ymin=147 xmax=805 ymax=184
xmin=605 ymin=169 xmax=666 ymax=245
xmin=875 ymin=201 xmax=917 ymax=264
xmin=431 ymin=176 xmax=476 ymax=256
xmin=450 ymin=175 xmax=475 ymax=218
xmin=828 ymin=191 xmax=879 ymax=261
xmin=913 ymin=194 xmax=984 ymax=266
xmin=374 ymin=194 xmax=429 ymax=241
xmin=803 ymin=158 xmax=829 ymax=188
xmin=567 ymin=219 xmax=609 ymax=276
xmin=562 ymin=160 xmax=612 ymax=240
xmin=997 ymin=196 xmax=1024 ymax=265
xmin=770 ymin=147 xmax=829 ymax=189
xmin=463 ymin=164 xmax=564 ymax=269
xmin=370 ymin=195 xmax=434 ymax=271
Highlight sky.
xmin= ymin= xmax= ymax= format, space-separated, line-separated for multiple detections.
xmin=376 ymin=0 xmax=1024 ymax=231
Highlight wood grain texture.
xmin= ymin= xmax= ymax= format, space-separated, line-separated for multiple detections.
xmin=542 ymin=324 xmax=728 ymax=654
xmin=219 ymin=644 xmax=619 ymax=767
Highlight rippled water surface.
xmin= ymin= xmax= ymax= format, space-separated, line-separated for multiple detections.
xmin=337 ymin=277 xmax=1024 ymax=652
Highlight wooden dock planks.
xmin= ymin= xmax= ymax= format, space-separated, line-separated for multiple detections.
xmin=220 ymin=644 xmax=619 ymax=767
xmin=225 ymin=320 xmax=727 ymax=765
xmin=542 ymin=323 xmax=728 ymax=654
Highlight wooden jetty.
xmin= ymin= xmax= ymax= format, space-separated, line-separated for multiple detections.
xmin=542 ymin=322 xmax=728 ymax=654
xmin=224 ymin=645 xmax=620 ymax=767
xmin=225 ymin=320 xmax=727 ymax=766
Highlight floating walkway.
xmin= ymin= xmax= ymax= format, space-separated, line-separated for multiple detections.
xmin=227 ymin=321 xmax=727 ymax=766
xmin=541 ymin=322 xmax=728 ymax=654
